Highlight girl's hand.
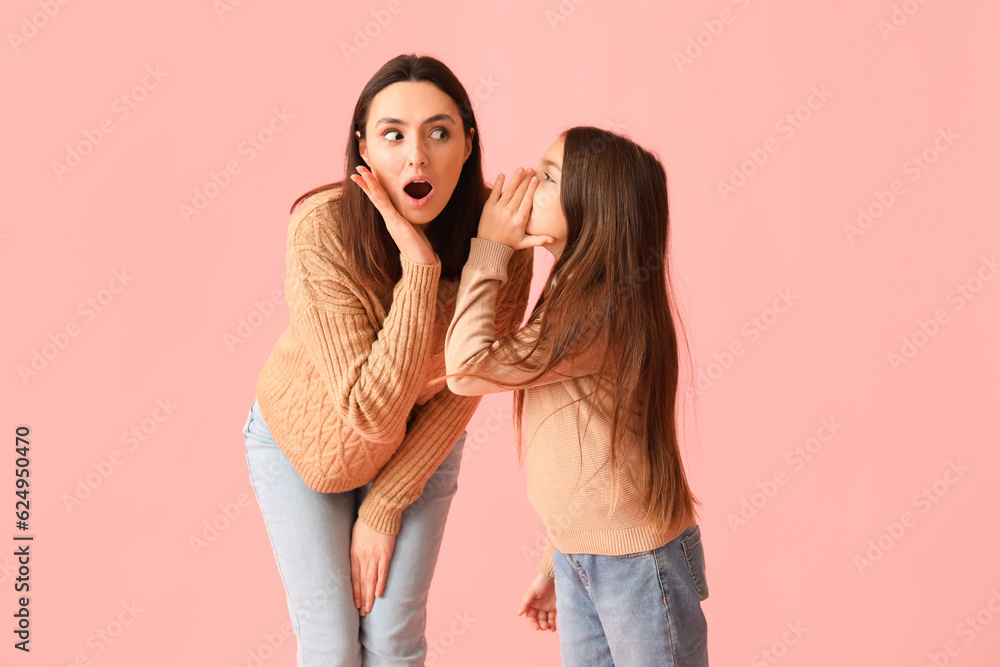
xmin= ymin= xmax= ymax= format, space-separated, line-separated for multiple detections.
xmin=516 ymin=572 xmax=558 ymax=632
xmin=349 ymin=517 xmax=396 ymax=617
xmin=478 ymin=168 xmax=554 ymax=250
xmin=350 ymin=165 xmax=437 ymax=265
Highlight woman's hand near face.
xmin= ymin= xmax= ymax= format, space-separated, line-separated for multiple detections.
xmin=351 ymin=166 xmax=438 ymax=265
xmin=478 ymin=168 xmax=554 ymax=250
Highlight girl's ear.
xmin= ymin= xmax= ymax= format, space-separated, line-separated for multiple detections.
xmin=356 ymin=130 xmax=368 ymax=164
xmin=463 ymin=127 xmax=474 ymax=163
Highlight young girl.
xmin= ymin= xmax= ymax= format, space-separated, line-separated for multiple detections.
xmin=443 ymin=127 xmax=709 ymax=666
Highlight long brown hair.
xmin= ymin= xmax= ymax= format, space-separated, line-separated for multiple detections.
xmin=505 ymin=126 xmax=699 ymax=535
xmin=290 ymin=54 xmax=487 ymax=289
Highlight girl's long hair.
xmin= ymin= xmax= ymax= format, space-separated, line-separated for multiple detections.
xmin=507 ymin=126 xmax=699 ymax=536
xmin=289 ymin=54 xmax=486 ymax=289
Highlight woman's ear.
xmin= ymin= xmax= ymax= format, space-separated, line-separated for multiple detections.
xmin=356 ymin=130 xmax=368 ymax=164
xmin=463 ymin=127 xmax=474 ymax=163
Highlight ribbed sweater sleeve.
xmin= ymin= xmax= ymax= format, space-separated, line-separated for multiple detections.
xmin=357 ymin=244 xmax=534 ymax=534
xmin=357 ymin=389 xmax=482 ymax=533
xmin=445 ymin=238 xmax=599 ymax=395
xmin=290 ymin=210 xmax=441 ymax=446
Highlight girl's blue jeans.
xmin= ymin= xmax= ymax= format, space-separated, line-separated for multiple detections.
xmin=243 ymin=396 xmax=466 ymax=667
xmin=554 ymin=523 xmax=710 ymax=666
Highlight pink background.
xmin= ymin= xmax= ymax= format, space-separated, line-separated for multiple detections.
xmin=4 ymin=1 xmax=999 ymax=665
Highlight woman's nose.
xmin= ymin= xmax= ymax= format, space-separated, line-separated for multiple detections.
xmin=406 ymin=139 xmax=428 ymax=166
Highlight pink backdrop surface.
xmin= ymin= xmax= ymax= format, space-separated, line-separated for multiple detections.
xmin=3 ymin=1 xmax=999 ymax=665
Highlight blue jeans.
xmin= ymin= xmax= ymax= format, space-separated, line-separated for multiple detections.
xmin=243 ymin=397 xmax=466 ymax=666
xmin=554 ymin=523 xmax=709 ymax=666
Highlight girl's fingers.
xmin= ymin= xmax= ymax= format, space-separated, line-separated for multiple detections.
xmin=515 ymin=176 xmax=538 ymax=220
xmin=488 ymin=174 xmax=505 ymax=203
xmin=521 ymin=233 xmax=555 ymax=249
xmin=498 ymin=168 xmax=526 ymax=205
xmin=506 ymin=171 xmax=535 ymax=213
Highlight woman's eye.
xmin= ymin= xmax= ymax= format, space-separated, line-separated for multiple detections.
xmin=383 ymin=129 xmax=403 ymax=141
xmin=430 ymin=127 xmax=450 ymax=140
xmin=544 ymin=172 xmax=555 ymax=183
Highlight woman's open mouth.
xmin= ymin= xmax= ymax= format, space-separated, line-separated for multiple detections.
xmin=402 ymin=179 xmax=434 ymax=207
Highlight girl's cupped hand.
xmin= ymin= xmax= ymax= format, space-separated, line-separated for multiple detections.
xmin=478 ymin=168 xmax=554 ymax=250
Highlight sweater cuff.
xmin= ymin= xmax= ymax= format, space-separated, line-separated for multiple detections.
xmin=468 ymin=238 xmax=516 ymax=282
xmin=400 ymin=253 xmax=442 ymax=291
xmin=357 ymin=497 xmax=402 ymax=536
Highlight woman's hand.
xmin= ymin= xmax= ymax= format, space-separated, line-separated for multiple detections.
xmin=350 ymin=517 xmax=397 ymax=616
xmin=516 ymin=572 xmax=558 ymax=632
xmin=478 ymin=168 xmax=554 ymax=250
xmin=350 ymin=165 xmax=437 ymax=265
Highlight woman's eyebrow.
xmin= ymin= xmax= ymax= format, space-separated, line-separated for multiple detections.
xmin=374 ymin=113 xmax=458 ymax=127
xmin=541 ymin=159 xmax=562 ymax=171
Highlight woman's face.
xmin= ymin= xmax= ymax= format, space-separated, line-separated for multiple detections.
xmin=358 ymin=81 xmax=473 ymax=228
xmin=526 ymin=135 xmax=569 ymax=258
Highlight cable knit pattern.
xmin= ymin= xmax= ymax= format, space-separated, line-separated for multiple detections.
xmin=445 ymin=238 xmax=694 ymax=577
xmin=255 ymin=187 xmax=533 ymax=534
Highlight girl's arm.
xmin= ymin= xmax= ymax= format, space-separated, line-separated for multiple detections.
xmin=444 ymin=237 xmax=601 ymax=395
xmin=357 ymin=245 xmax=534 ymax=534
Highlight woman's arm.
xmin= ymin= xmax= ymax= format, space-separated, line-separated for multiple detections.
xmin=349 ymin=245 xmax=534 ymax=614
xmin=289 ymin=207 xmax=440 ymax=445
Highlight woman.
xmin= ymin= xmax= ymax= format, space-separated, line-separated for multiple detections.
xmin=242 ymin=54 xmax=533 ymax=665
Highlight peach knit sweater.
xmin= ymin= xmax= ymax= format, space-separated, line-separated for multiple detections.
xmin=445 ymin=238 xmax=694 ymax=577
xmin=254 ymin=187 xmax=533 ymax=535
